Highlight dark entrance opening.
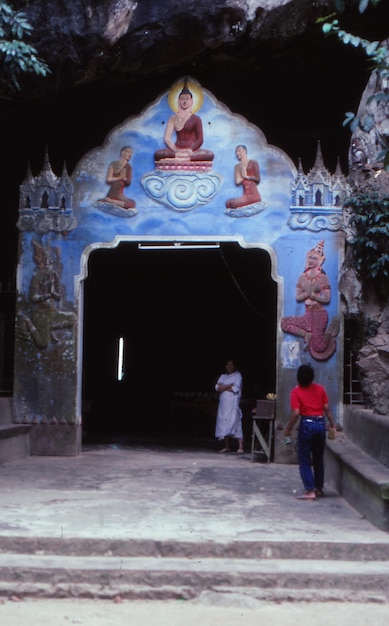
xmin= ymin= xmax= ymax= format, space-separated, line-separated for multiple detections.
xmin=82 ymin=242 xmax=277 ymax=446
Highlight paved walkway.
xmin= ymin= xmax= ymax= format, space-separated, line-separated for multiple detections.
xmin=0 ymin=443 xmax=388 ymax=624
xmin=0 ymin=442 xmax=387 ymax=545
xmin=1 ymin=597 xmax=389 ymax=626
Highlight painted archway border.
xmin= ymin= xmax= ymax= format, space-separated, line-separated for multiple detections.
xmin=14 ymin=77 xmax=344 ymax=458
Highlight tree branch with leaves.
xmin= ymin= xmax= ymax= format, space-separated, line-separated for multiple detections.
xmin=0 ymin=1 xmax=50 ymax=95
xmin=319 ymin=0 xmax=389 ymax=168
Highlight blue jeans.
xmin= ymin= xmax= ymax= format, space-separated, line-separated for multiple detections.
xmin=297 ymin=417 xmax=326 ymax=492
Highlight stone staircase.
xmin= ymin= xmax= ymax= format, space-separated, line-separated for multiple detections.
xmin=0 ymin=538 xmax=388 ymax=603
xmin=326 ymin=406 xmax=389 ymax=531
xmin=0 ymin=397 xmax=30 ymax=465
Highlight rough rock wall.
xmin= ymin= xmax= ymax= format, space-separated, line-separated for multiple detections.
xmin=10 ymin=0 xmax=344 ymax=89
xmin=341 ymin=43 xmax=389 ymax=415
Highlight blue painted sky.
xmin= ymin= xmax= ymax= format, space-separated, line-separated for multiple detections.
xmin=73 ymin=78 xmax=297 ymax=247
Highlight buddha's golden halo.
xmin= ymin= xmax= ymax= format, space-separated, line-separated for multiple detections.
xmin=168 ymin=79 xmax=204 ymax=113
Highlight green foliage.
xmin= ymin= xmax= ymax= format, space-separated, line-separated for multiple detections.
xmin=345 ymin=190 xmax=389 ymax=297
xmin=0 ymin=1 xmax=50 ymax=93
xmin=333 ymin=0 xmax=381 ymax=13
xmin=319 ymin=0 xmax=389 ymax=170
xmin=320 ymin=18 xmax=386 ymax=70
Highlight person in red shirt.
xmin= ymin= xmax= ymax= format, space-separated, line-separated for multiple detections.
xmin=284 ymin=364 xmax=336 ymax=500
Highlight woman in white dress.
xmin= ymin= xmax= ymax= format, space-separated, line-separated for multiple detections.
xmin=215 ymin=360 xmax=244 ymax=453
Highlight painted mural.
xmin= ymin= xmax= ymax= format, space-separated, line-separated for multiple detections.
xmin=72 ymin=76 xmax=294 ymax=249
xmin=14 ymin=76 xmax=348 ymax=458
xmin=97 ymin=146 xmax=136 ymax=212
xmin=281 ymin=240 xmax=340 ymax=361
xmin=88 ymin=77 xmax=271 ymax=218
xmin=18 ymin=240 xmax=76 ymax=350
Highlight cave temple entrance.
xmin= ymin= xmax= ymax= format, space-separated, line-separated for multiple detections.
xmin=81 ymin=241 xmax=277 ymax=446
xmin=14 ymin=77 xmax=346 ymax=462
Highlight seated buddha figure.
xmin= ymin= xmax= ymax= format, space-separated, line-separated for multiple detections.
xmin=154 ymin=79 xmax=214 ymax=170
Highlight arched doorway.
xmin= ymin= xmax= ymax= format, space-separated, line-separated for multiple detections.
xmin=82 ymin=241 xmax=277 ymax=446
xmin=13 ymin=78 xmax=344 ymax=459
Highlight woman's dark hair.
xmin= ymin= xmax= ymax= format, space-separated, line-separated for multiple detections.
xmin=297 ymin=364 xmax=314 ymax=387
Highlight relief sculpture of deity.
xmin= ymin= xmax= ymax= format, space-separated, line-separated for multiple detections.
xmin=281 ymin=241 xmax=340 ymax=361
xmin=225 ymin=144 xmax=266 ymax=218
xmin=97 ymin=146 xmax=137 ymax=216
xmin=142 ymin=77 xmax=221 ymax=210
xmin=18 ymin=241 xmax=76 ymax=349
xmin=154 ymin=78 xmax=214 ymax=170
xmin=226 ymin=144 xmax=261 ymax=208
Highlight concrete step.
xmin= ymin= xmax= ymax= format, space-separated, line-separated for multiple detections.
xmin=1 ymin=537 xmax=389 ymax=561
xmin=0 ymin=397 xmax=12 ymax=425
xmin=326 ymin=434 xmax=389 ymax=531
xmin=326 ymin=406 xmax=389 ymax=531
xmin=0 ymin=397 xmax=31 ymax=464
xmin=0 ymin=424 xmax=30 ymax=465
xmin=0 ymin=539 xmax=388 ymax=603
xmin=0 ymin=552 xmax=388 ymax=603
xmin=343 ymin=406 xmax=389 ymax=467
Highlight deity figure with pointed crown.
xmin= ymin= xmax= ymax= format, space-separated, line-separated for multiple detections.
xmin=281 ymin=241 xmax=339 ymax=361
xmin=18 ymin=241 xmax=76 ymax=349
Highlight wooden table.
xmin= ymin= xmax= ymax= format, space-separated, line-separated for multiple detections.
xmin=251 ymin=400 xmax=275 ymax=463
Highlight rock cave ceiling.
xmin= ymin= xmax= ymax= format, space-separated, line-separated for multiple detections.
xmin=0 ymin=0 xmax=388 ymax=280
